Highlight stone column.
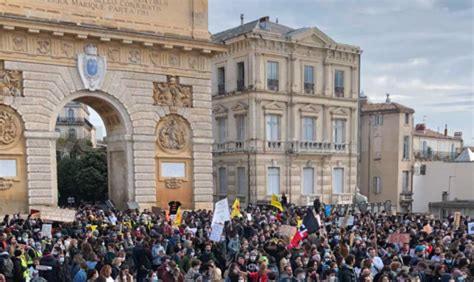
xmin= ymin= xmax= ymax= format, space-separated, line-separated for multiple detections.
xmin=324 ymin=62 xmax=332 ymax=96
xmin=351 ymin=66 xmax=358 ymax=98
xmin=24 ymin=130 xmax=60 ymax=207
xmin=255 ymin=53 xmax=262 ymax=90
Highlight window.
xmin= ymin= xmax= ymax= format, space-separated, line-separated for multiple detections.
xmin=450 ymin=144 xmax=456 ymax=159
xmin=237 ymin=62 xmax=245 ymax=91
xmin=373 ymin=176 xmax=381 ymax=194
xmin=68 ymin=128 xmax=76 ymax=139
xmin=422 ymin=141 xmax=428 ymax=155
xmin=267 ymin=167 xmax=280 ymax=195
xmin=335 ymin=70 xmax=344 ymax=97
xmin=217 ymin=67 xmax=225 ymax=95
xmin=216 ymin=117 xmax=227 ymax=144
xmin=302 ymin=117 xmax=316 ymax=141
xmin=402 ymin=171 xmax=409 ymax=192
xmin=373 ymin=115 xmax=383 ymax=126
xmin=404 ymin=113 xmax=410 ymax=125
xmin=333 ymin=168 xmax=344 ymax=194
xmin=235 ymin=115 xmax=246 ymax=142
xmin=266 ymin=115 xmax=280 ymax=141
xmin=267 ymin=61 xmax=279 ymax=91
xmin=403 ymin=136 xmax=410 ymax=160
xmin=304 ymin=65 xmax=314 ymax=94
xmin=303 ymin=167 xmax=314 ymax=195
xmin=67 ymin=108 xmax=75 ymax=121
xmin=218 ymin=167 xmax=227 ymax=195
xmin=333 ymin=119 xmax=346 ymax=144
xmin=237 ymin=167 xmax=246 ymax=196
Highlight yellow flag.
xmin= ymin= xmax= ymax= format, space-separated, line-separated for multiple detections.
xmin=90 ymin=225 xmax=98 ymax=232
xmin=297 ymin=219 xmax=303 ymax=228
xmin=231 ymin=198 xmax=242 ymax=218
xmin=173 ymin=208 xmax=182 ymax=226
xmin=271 ymin=194 xmax=283 ymax=211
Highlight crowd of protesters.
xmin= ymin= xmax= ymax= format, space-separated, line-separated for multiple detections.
xmin=0 ymin=198 xmax=472 ymax=282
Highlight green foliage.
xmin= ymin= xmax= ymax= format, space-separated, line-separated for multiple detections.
xmin=57 ymin=148 xmax=108 ymax=205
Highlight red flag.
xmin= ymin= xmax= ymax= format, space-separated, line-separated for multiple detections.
xmin=288 ymin=225 xmax=308 ymax=249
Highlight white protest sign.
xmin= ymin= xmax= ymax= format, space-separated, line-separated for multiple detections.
xmin=247 ymin=213 xmax=252 ymax=221
xmin=468 ymin=222 xmax=474 ymax=235
xmin=40 ymin=207 xmax=76 ymax=222
xmin=210 ymin=223 xmax=224 ymax=242
xmin=212 ymin=198 xmax=231 ymax=224
xmin=41 ymin=224 xmax=52 ymax=239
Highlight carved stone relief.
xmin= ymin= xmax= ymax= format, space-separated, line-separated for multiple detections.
xmin=36 ymin=38 xmax=51 ymax=55
xmin=156 ymin=114 xmax=189 ymax=153
xmin=129 ymin=49 xmax=141 ymax=64
xmin=0 ymin=178 xmax=14 ymax=191
xmin=12 ymin=36 xmax=27 ymax=52
xmin=165 ymin=178 xmax=184 ymax=189
xmin=60 ymin=41 xmax=74 ymax=57
xmin=153 ymin=76 xmax=192 ymax=107
xmin=0 ymin=69 xmax=23 ymax=98
xmin=0 ymin=106 xmax=21 ymax=146
xmin=149 ymin=50 xmax=161 ymax=66
xmin=107 ymin=47 xmax=120 ymax=62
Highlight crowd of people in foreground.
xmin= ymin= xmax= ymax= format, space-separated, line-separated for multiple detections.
xmin=0 ymin=200 xmax=472 ymax=282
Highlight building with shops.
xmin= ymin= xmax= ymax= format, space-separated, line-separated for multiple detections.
xmin=359 ymin=95 xmax=415 ymax=212
xmin=211 ymin=16 xmax=361 ymax=206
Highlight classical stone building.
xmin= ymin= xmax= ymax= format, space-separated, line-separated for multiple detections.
xmin=0 ymin=0 xmax=224 ymax=214
xmin=55 ymin=102 xmax=96 ymax=145
xmin=359 ymin=95 xmax=415 ymax=212
xmin=211 ymin=17 xmax=361 ymax=206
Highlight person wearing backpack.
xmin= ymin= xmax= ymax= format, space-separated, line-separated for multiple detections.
xmin=0 ymin=248 xmax=14 ymax=282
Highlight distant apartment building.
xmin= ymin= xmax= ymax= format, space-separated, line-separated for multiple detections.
xmin=55 ymin=102 xmax=96 ymax=147
xmin=211 ymin=16 xmax=361 ymax=205
xmin=413 ymin=123 xmax=463 ymax=161
xmin=359 ymin=95 xmax=415 ymax=212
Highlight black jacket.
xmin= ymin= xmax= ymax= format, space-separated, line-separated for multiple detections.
xmin=12 ymin=257 xmax=25 ymax=282
xmin=338 ymin=264 xmax=357 ymax=282
xmin=39 ymin=255 xmax=60 ymax=282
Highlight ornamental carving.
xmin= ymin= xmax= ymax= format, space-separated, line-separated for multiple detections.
xmin=153 ymin=76 xmax=192 ymax=107
xmin=157 ymin=115 xmax=189 ymax=153
xmin=0 ymin=108 xmax=20 ymax=145
xmin=0 ymin=69 xmax=23 ymax=97
xmin=165 ymin=178 xmax=183 ymax=189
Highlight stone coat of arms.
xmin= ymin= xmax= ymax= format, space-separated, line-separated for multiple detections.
xmin=78 ymin=44 xmax=107 ymax=91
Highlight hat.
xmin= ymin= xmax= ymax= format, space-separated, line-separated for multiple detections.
xmin=415 ymin=245 xmax=425 ymax=253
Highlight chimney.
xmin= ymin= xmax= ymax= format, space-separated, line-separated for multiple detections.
xmin=444 ymin=124 xmax=448 ymax=137
xmin=240 ymin=14 xmax=244 ymax=26
xmin=454 ymin=132 xmax=462 ymax=139
xmin=385 ymin=93 xmax=391 ymax=103
xmin=415 ymin=123 xmax=426 ymax=131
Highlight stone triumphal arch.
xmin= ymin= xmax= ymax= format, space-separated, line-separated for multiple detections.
xmin=0 ymin=0 xmax=224 ymax=214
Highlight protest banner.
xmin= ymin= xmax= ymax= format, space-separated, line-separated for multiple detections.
xmin=212 ymin=198 xmax=231 ymax=224
xmin=127 ymin=202 xmax=140 ymax=210
xmin=388 ymin=233 xmax=410 ymax=245
xmin=210 ymin=223 xmax=224 ymax=242
xmin=40 ymin=207 xmax=76 ymax=222
xmin=41 ymin=224 xmax=52 ymax=239
xmin=468 ymin=222 xmax=474 ymax=235
xmin=278 ymin=225 xmax=297 ymax=238
xmin=454 ymin=212 xmax=461 ymax=230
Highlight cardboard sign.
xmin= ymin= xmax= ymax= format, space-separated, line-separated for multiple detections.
xmin=210 ymin=223 xmax=224 ymax=242
xmin=40 ymin=207 xmax=76 ymax=222
xmin=454 ymin=212 xmax=461 ymax=230
xmin=41 ymin=224 xmax=52 ymax=239
xmin=388 ymin=233 xmax=410 ymax=245
xmin=468 ymin=222 xmax=474 ymax=235
xmin=212 ymin=198 xmax=231 ymax=224
xmin=338 ymin=215 xmax=354 ymax=228
xmin=278 ymin=225 xmax=297 ymax=238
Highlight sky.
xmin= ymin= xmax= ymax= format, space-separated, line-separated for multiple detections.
xmin=91 ymin=0 xmax=473 ymax=145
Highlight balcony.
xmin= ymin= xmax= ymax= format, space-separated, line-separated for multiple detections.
xmin=334 ymin=87 xmax=344 ymax=97
xmin=237 ymin=80 xmax=245 ymax=92
xmin=331 ymin=193 xmax=353 ymax=205
xmin=218 ymin=84 xmax=226 ymax=95
xmin=289 ymin=141 xmax=348 ymax=154
xmin=213 ymin=141 xmax=248 ymax=153
xmin=304 ymin=83 xmax=314 ymax=94
xmin=300 ymin=194 xmax=321 ymax=206
xmin=400 ymin=192 xmax=413 ymax=206
xmin=267 ymin=79 xmax=279 ymax=91
xmin=56 ymin=117 xmax=88 ymax=126
xmin=265 ymin=140 xmax=283 ymax=152
xmin=415 ymin=150 xmax=457 ymax=161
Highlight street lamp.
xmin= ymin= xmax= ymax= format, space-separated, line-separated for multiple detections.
xmin=448 ymin=176 xmax=455 ymax=201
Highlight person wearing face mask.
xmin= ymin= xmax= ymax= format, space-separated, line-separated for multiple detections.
xmin=199 ymin=243 xmax=216 ymax=264
xmin=161 ymin=261 xmax=184 ymax=282
xmin=184 ymin=259 xmax=201 ymax=281
xmin=338 ymin=255 xmax=356 ymax=282
xmin=38 ymin=247 xmax=61 ymax=282
xmin=115 ymin=264 xmax=133 ymax=282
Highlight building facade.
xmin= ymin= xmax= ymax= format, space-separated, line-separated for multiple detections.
xmin=359 ymin=96 xmax=415 ymax=212
xmin=211 ymin=17 xmax=361 ymax=206
xmin=0 ymin=0 xmax=224 ymax=214
xmin=55 ymin=102 xmax=96 ymax=145
xmin=413 ymin=123 xmax=463 ymax=161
